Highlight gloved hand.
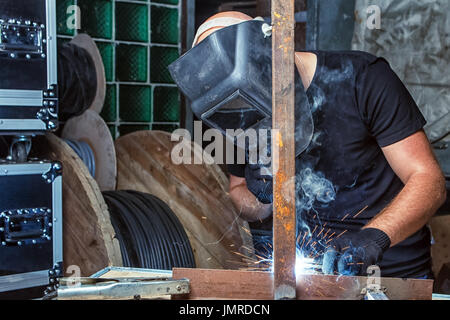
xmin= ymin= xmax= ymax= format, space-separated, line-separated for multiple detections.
xmin=322 ymin=228 xmax=391 ymax=276
xmin=245 ymin=163 xmax=273 ymax=204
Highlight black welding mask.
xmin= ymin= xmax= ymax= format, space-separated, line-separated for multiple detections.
xmin=168 ymin=20 xmax=313 ymax=157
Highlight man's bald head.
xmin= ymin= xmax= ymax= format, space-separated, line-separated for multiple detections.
xmin=193 ymin=11 xmax=253 ymax=46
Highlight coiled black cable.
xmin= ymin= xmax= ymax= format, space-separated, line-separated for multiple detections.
xmin=57 ymin=42 xmax=97 ymax=121
xmin=103 ymin=190 xmax=196 ymax=270
xmin=130 ymin=191 xmax=194 ymax=268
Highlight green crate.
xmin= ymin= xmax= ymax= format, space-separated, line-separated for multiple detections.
xmin=152 ymin=0 xmax=179 ymax=5
xmin=119 ymin=125 xmax=151 ymax=137
xmin=150 ymin=47 xmax=179 ymax=83
xmin=153 ymin=87 xmax=180 ymax=122
xmin=57 ymin=0 xmax=76 ymax=36
xmin=151 ymin=6 xmax=179 ymax=44
xmin=57 ymin=0 xmax=182 ymax=140
xmin=116 ymin=44 xmax=148 ymax=82
xmin=108 ymin=125 xmax=117 ymax=140
xmin=96 ymin=42 xmax=114 ymax=82
xmin=78 ymin=0 xmax=113 ymax=39
xmin=152 ymin=124 xmax=179 ymax=133
xmin=115 ymin=3 xmax=149 ymax=42
xmin=100 ymin=85 xmax=117 ymax=122
xmin=119 ymin=85 xmax=152 ymax=122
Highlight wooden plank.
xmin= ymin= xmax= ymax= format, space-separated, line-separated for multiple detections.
xmin=271 ymin=0 xmax=297 ymax=300
xmin=38 ymin=134 xmax=122 ymax=276
xmin=115 ymin=131 xmax=256 ymax=270
xmin=172 ymin=268 xmax=434 ymax=300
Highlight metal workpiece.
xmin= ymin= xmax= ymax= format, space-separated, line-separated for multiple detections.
xmin=57 ymin=278 xmax=190 ymax=300
xmin=362 ymin=287 xmax=389 ymax=300
xmin=172 ymin=268 xmax=434 ymax=300
xmin=271 ymin=0 xmax=297 ymax=301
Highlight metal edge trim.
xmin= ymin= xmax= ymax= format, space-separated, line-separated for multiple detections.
xmin=0 ymin=89 xmax=43 ymax=107
xmin=0 ymin=89 xmax=43 ymax=98
xmin=90 ymin=267 xmax=173 ymax=278
xmin=0 ymin=162 xmax=51 ymax=176
xmin=52 ymin=174 xmax=63 ymax=264
xmin=0 ymin=270 xmax=49 ymax=292
xmin=46 ymin=0 xmax=57 ymax=87
xmin=0 ymin=119 xmax=46 ymax=130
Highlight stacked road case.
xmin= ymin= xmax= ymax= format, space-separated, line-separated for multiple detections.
xmin=0 ymin=0 xmax=62 ymax=298
xmin=0 ymin=0 xmax=58 ymax=133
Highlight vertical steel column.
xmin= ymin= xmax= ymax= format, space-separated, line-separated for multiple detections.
xmin=272 ymin=0 xmax=297 ymax=300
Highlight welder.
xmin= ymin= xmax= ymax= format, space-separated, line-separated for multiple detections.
xmin=169 ymin=11 xmax=447 ymax=279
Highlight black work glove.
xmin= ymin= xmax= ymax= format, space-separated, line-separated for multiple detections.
xmin=245 ymin=163 xmax=273 ymax=204
xmin=322 ymin=228 xmax=391 ymax=276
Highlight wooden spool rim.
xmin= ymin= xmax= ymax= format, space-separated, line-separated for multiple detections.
xmin=44 ymin=133 xmax=122 ymax=276
xmin=62 ymin=109 xmax=117 ymax=191
xmin=70 ymin=34 xmax=106 ymax=114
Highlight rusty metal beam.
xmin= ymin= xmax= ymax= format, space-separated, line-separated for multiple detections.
xmin=172 ymin=268 xmax=434 ymax=300
xmin=271 ymin=0 xmax=297 ymax=300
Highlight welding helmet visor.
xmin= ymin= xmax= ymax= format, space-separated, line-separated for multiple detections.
xmin=169 ymin=20 xmax=313 ymax=157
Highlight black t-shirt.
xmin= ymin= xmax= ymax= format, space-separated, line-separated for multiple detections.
xmin=228 ymin=51 xmax=431 ymax=278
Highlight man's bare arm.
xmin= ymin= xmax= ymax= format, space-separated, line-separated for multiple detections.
xmin=364 ymin=130 xmax=447 ymax=246
xmin=229 ymin=174 xmax=272 ymax=222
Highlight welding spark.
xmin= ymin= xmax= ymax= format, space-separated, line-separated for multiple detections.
xmin=295 ymin=249 xmax=321 ymax=276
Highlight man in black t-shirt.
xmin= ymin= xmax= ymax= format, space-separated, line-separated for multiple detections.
xmin=180 ymin=12 xmax=447 ymax=279
xmin=229 ymin=49 xmax=447 ymax=278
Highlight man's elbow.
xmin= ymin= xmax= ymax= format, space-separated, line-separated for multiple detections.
xmin=437 ymin=175 xmax=447 ymax=208
xmin=412 ymin=169 xmax=446 ymax=215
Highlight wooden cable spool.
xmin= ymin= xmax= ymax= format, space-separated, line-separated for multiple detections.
xmin=40 ymin=133 xmax=122 ymax=277
xmin=115 ymin=131 xmax=256 ymax=270
xmin=36 ymin=129 xmax=255 ymax=274
xmin=70 ymin=34 xmax=106 ymax=114
xmin=62 ymin=109 xmax=117 ymax=191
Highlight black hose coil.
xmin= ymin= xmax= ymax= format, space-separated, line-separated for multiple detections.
xmin=57 ymin=42 xmax=97 ymax=121
xmin=102 ymin=190 xmax=196 ymax=270
xmin=64 ymin=139 xmax=96 ymax=177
